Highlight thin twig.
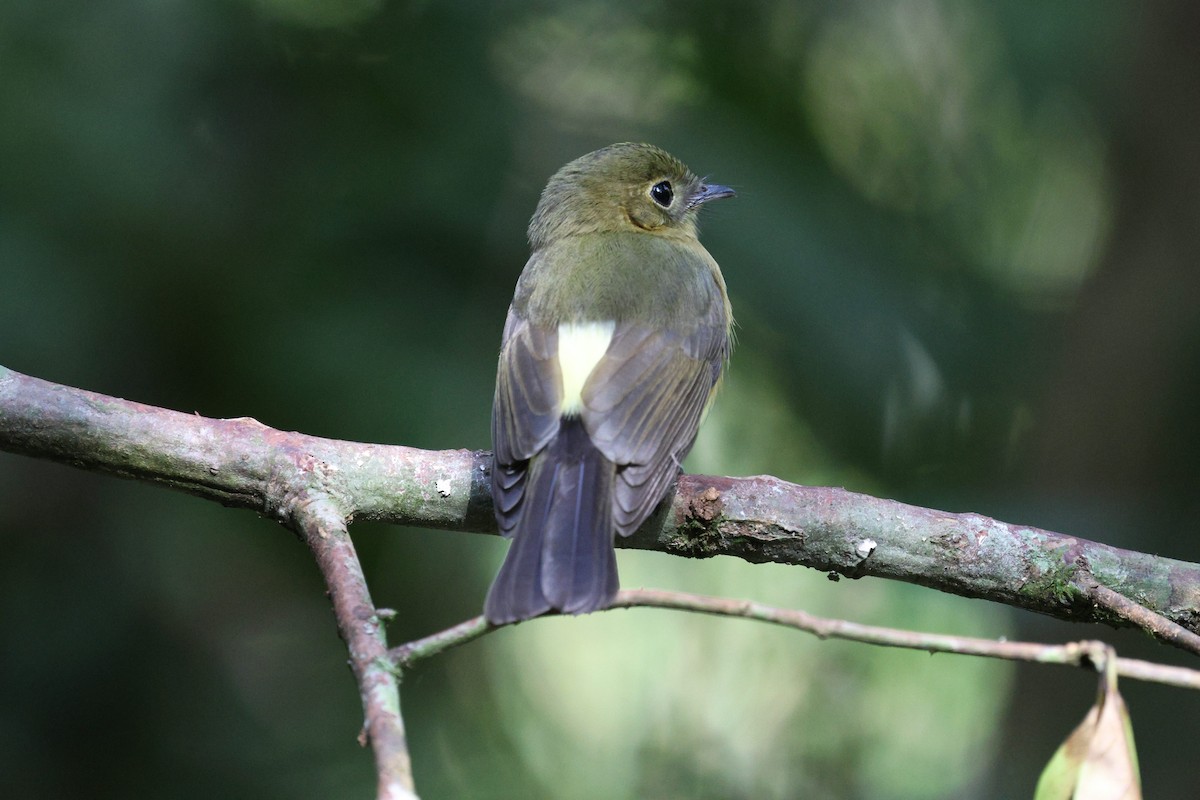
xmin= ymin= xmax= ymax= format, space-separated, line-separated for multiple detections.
xmin=391 ymin=588 xmax=1200 ymax=691
xmin=1081 ymin=579 xmax=1200 ymax=656
xmin=294 ymin=495 xmax=419 ymax=800
xmin=391 ymin=615 xmax=490 ymax=668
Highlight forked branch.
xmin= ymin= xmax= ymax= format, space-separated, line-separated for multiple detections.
xmin=1 ymin=364 xmax=1197 ymax=643
xmin=4 ymin=363 xmax=1200 ymax=800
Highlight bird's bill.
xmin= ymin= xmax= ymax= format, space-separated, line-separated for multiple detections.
xmin=688 ymin=182 xmax=736 ymax=208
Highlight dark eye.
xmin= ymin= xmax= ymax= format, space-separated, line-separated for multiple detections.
xmin=650 ymin=181 xmax=674 ymax=207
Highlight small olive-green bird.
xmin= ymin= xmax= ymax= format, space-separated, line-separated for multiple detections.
xmin=484 ymin=143 xmax=734 ymax=624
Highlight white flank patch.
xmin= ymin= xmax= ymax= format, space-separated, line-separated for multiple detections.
xmin=557 ymin=320 xmax=615 ymax=416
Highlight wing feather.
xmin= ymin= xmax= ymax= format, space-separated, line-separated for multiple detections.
xmin=581 ymin=295 xmax=729 ymax=537
xmin=491 ymin=311 xmax=563 ymax=538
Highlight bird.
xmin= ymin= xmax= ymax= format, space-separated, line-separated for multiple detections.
xmin=484 ymin=142 xmax=734 ymax=624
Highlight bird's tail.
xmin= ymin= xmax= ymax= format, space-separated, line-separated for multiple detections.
xmin=484 ymin=419 xmax=618 ymax=624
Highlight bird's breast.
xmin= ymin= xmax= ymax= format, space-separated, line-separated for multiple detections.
xmin=518 ymin=232 xmax=724 ymax=330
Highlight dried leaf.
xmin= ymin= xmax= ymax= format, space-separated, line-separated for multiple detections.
xmin=1035 ymin=703 xmax=1098 ymax=800
xmin=1074 ymin=684 xmax=1140 ymax=800
xmin=1035 ymin=650 xmax=1141 ymax=800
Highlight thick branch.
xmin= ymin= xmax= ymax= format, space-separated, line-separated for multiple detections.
xmin=2 ymin=365 xmax=1198 ymax=640
xmin=0 ymin=365 xmax=494 ymax=530
xmin=649 ymin=477 xmax=1200 ymax=641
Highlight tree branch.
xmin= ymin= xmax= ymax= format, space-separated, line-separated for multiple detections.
xmin=1082 ymin=579 xmax=1200 ymax=655
xmin=295 ymin=495 xmax=418 ymax=800
xmin=0 ymin=365 xmax=422 ymax=800
xmin=391 ymin=589 xmax=1200 ymax=691
xmin=2 ymin=364 xmax=1197 ymax=645
xmin=649 ymin=477 xmax=1200 ymax=647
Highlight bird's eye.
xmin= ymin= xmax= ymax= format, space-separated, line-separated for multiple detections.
xmin=649 ymin=181 xmax=674 ymax=207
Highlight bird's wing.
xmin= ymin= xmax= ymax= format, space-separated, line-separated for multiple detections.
xmin=491 ymin=309 xmax=562 ymax=537
xmin=581 ymin=296 xmax=730 ymax=537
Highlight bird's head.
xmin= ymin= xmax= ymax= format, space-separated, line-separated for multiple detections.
xmin=528 ymin=143 xmax=734 ymax=248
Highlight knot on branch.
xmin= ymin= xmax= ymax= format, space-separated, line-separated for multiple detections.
xmin=668 ymin=484 xmax=726 ymax=558
xmin=258 ymin=430 xmax=351 ymax=529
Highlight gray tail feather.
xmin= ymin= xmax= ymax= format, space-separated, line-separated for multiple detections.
xmin=484 ymin=419 xmax=618 ymax=624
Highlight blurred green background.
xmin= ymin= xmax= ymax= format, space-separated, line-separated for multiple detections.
xmin=2 ymin=1 xmax=1199 ymax=797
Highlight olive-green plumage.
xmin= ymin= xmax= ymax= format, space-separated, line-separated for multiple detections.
xmin=484 ymin=143 xmax=734 ymax=624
